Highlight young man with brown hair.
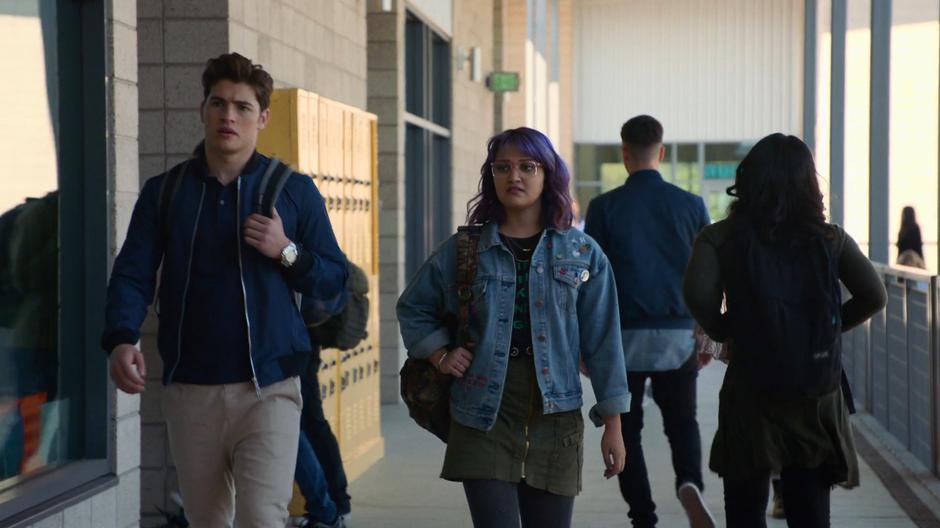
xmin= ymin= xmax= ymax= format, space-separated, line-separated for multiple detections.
xmin=102 ymin=53 xmax=347 ymax=527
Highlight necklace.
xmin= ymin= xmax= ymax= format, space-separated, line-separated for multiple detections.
xmin=501 ymin=233 xmax=539 ymax=262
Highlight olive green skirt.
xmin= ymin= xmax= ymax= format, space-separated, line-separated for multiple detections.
xmin=710 ymin=363 xmax=860 ymax=488
xmin=441 ymin=355 xmax=584 ymax=496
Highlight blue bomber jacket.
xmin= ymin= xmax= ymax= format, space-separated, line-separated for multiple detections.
xmin=397 ymin=222 xmax=630 ymax=431
xmin=102 ymin=152 xmax=347 ymax=388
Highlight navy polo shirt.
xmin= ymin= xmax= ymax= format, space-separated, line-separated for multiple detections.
xmin=173 ymin=156 xmax=259 ymax=385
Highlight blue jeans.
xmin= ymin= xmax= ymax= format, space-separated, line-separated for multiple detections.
xmin=300 ymin=353 xmax=351 ymax=513
xmin=295 ymin=433 xmax=337 ymax=523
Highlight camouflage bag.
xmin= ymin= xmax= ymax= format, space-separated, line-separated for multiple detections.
xmin=399 ymin=225 xmax=482 ymax=443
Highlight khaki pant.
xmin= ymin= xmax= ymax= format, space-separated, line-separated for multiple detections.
xmin=162 ymin=377 xmax=302 ymax=528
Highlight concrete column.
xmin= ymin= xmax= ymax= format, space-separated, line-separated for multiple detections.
xmin=869 ymin=0 xmax=891 ymax=263
xmin=367 ymin=0 xmax=407 ymax=404
xmin=830 ymin=0 xmax=846 ymax=226
xmin=803 ymin=0 xmax=817 ymax=150
xmin=137 ymin=1 xmax=229 ymax=522
xmin=452 ymin=1 xmax=496 ymax=230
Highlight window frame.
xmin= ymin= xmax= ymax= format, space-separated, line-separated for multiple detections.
xmin=0 ymin=0 xmax=114 ymax=523
xmin=404 ymin=11 xmax=453 ymax=279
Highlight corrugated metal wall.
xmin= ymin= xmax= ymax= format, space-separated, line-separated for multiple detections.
xmin=573 ymin=0 xmax=804 ymax=144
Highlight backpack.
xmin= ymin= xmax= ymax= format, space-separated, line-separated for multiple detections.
xmin=719 ymin=225 xmax=842 ymax=402
xmin=158 ymin=156 xmax=292 ymax=233
xmin=306 ymin=261 xmax=370 ymax=350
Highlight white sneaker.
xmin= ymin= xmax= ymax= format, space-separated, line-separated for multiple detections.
xmin=677 ymin=482 xmax=717 ymax=528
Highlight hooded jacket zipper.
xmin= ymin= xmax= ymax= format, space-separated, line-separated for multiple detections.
xmin=167 ymin=182 xmax=207 ymax=383
xmin=236 ymin=176 xmax=262 ymax=399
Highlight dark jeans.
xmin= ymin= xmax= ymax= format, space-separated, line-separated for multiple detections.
xmin=463 ymin=479 xmax=575 ymax=528
xmin=618 ymin=352 xmax=702 ymax=528
xmin=724 ymin=466 xmax=831 ymax=528
xmin=300 ymin=352 xmax=351 ymax=513
xmin=295 ymin=433 xmax=337 ymax=522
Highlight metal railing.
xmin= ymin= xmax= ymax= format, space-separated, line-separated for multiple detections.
xmin=842 ymin=264 xmax=940 ymax=475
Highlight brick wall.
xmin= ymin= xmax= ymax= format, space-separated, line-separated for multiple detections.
xmin=229 ymin=0 xmax=368 ymax=108
xmin=137 ymin=1 xmax=228 ymax=522
xmin=451 ymin=1 xmax=496 ymax=230
xmin=367 ymin=0 xmax=406 ymax=404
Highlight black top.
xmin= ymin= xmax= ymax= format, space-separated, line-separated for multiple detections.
xmin=897 ymin=224 xmax=923 ymax=258
xmin=684 ymin=221 xmax=887 ymax=485
xmin=500 ymin=232 xmax=542 ymax=358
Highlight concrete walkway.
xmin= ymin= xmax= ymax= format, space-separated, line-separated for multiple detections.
xmin=346 ymin=363 xmax=918 ymax=527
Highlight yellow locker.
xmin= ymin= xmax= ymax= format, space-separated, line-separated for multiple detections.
xmin=258 ymin=90 xmax=384 ymax=505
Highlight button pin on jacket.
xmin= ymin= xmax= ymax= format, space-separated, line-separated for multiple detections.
xmin=580 ymin=270 xmax=590 ymax=282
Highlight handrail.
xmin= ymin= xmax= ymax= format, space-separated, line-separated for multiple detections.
xmin=845 ymin=263 xmax=939 ymax=476
xmin=873 ymin=262 xmax=934 ymax=281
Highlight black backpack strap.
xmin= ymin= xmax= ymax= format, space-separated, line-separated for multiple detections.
xmin=158 ymin=160 xmax=189 ymax=247
xmin=256 ymin=158 xmax=292 ymax=217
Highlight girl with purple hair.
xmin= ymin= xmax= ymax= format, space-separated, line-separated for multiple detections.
xmin=398 ymin=127 xmax=630 ymax=527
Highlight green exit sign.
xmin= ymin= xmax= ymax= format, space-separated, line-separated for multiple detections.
xmin=487 ymin=72 xmax=520 ymax=92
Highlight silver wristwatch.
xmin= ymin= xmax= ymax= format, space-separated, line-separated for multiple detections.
xmin=280 ymin=242 xmax=298 ymax=268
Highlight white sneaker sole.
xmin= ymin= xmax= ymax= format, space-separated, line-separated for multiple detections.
xmin=677 ymin=482 xmax=717 ymax=528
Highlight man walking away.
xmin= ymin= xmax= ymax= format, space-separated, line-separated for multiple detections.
xmin=585 ymin=115 xmax=715 ymax=528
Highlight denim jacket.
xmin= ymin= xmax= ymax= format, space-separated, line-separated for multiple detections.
xmin=397 ymin=222 xmax=630 ymax=431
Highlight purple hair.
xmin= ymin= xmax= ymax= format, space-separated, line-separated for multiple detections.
xmin=466 ymin=127 xmax=574 ymax=229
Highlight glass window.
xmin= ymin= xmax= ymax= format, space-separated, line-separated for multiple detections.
xmin=702 ymin=142 xmax=749 ymax=221
xmin=431 ymin=33 xmax=450 ymax=128
xmin=576 ymin=141 xmax=753 ymax=223
xmin=574 ymin=144 xmax=621 ymax=217
xmin=674 ymin=143 xmax=699 ymax=194
xmin=599 ymin=162 xmax=627 ymax=192
xmin=658 ymin=144 xmax=674 ymax=184
xmin=0 ymin=1 xmax=108 ymax=521
xmin=0 ymin=0 xmax=66 ymax=490
xmin=404 ymin=12 xmax=452 ymax=279
xmin=405 ymin=15 xmax=424 ymax=118
xmin=889 ymin=0 xmax=939 ymax=270
xmin=843 ymin=0 xmax=871 ymax=255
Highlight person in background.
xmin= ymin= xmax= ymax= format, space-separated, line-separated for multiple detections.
xmin=683 ymin=133 xmax=887 ymax=528
xmin=296 ymin=288 xmax=353 ymax=526
xmin=896 ymin=206 xmax=925 ymax=268
xmin=585 ymin=115 xmax=714 ymax=528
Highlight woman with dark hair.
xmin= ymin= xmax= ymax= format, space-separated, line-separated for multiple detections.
xmin=897 ymin=206 xmax=925 ymax=268
xmin=683 ymin=133 xmax=886 ymax=527
xmin=397 ymin=127 xmax=629 ymax=527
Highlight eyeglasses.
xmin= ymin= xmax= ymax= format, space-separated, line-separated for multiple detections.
xmin=490 ymin=160 xmax=542 ymax=177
